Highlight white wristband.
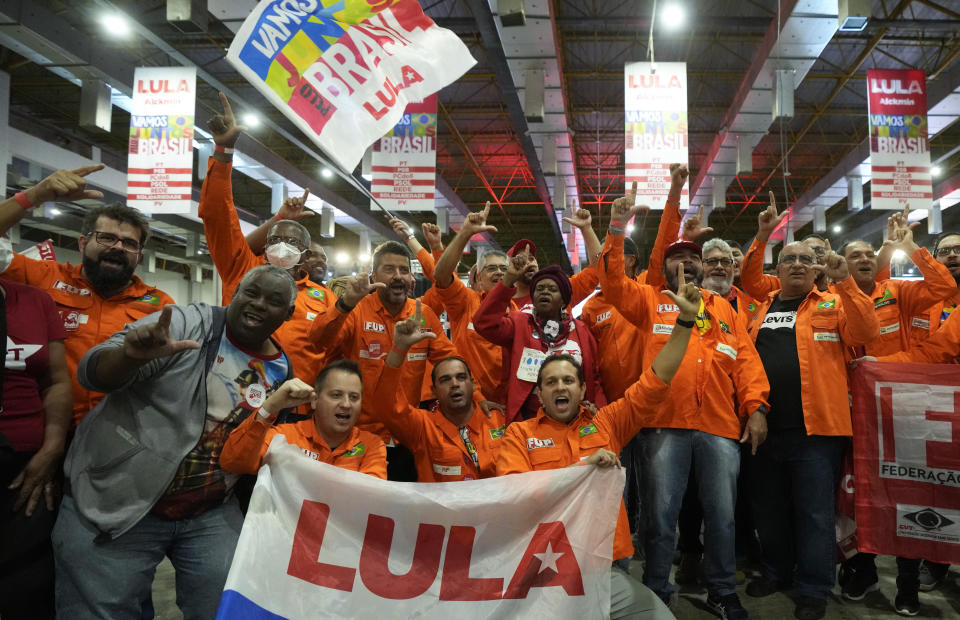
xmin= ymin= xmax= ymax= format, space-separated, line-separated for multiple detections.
xmin=257 ymin=405 xmax=276 ymax=420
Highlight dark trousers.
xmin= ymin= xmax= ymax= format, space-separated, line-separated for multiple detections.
xmin=0 ymin=451 xmax=56 ymax=620
xmin=751 ymin=430 xmax=846 ymax=599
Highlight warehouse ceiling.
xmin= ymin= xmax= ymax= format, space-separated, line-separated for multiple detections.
xmin=0 ymin=0 xmax=958 ymax=274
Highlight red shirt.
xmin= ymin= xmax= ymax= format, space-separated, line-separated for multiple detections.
xmin=0 ymin=279 xmax=68 ymax=451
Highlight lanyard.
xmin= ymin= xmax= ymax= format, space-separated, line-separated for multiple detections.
xmin=458 ymin=426 xmax=479 ymax=470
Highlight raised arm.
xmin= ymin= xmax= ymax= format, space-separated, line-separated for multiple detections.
xmin=877 ymin=313 xmax=960 ymax=363
xmin=821 ymin=252 xmax=881 ymax=345
xmin=562 ymin=205 xmax=602 ymax=267
xmin=597 ymin=184 xmax=654 ymax=329
xmin=245 ymin=189 xmax=314 ymax=255
xmin=645 ymin=164 xmax=690 ymax=289
xmin=434 ymin=202 xmax=497 ymax=287
xmin=308 ymin=273 xmax=383 ymax=355
xmin=740 ymin=192 xmax=787 ymax=299
xmin=84 ymin=306 xmax=200 ymax=392
xmin=220 ymin=379 xmax=315 ymax=474
xmin=0 ymin=166 xmax=105 ymax=237
xmin=199 ymin=93 xmax=261 ymax=296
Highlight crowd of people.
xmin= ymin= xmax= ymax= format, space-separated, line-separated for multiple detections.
xmin=0 ymin=93 xmax=957 ymax=620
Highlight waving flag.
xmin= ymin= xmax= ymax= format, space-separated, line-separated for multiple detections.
xmin=216 ymin=436 xmax=622 ymax=619
xmin=226 ymin=0 xmax=475 ymax=172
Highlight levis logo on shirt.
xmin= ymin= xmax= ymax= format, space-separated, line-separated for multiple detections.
xmin=596 ymin=311 xmax=611 ymax=324
xmin=657 ymin=304 xmax=680 ymax=314
xmin=526 ymin=437 xmax=555 ymax=450
xmin=363 ymin=321 xmax=386 ymax=333
xmin=760 ymin=312 xmax=796 ymax=329
xmin=53 ymin=280 xmax=90 ymax=296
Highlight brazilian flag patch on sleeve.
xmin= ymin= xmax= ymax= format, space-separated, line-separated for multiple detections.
xmin=817 ymin=300 xmax=836 ymax=309
xmin=343 ymin=443 xmax=365 ymax=457
xmin=139 ymin=293 xmax=161 ymax=305
xmin=307 ymin=288 xmax=325 ymax=300
xmin=489 ymin=426 xmax=505 ymax=439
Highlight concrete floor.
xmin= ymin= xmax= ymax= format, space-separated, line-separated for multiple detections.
xmin=151 ymin=553 xmax=959 ymax=619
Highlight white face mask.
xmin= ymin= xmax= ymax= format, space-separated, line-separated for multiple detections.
xmin=265 ymin=242 xmax=302 ymax=270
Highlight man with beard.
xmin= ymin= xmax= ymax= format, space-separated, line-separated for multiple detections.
xmin=310 ymin=240 xmax=459 ymax=481
xmin=0 ymin=165 xmax=174 ymax=425
xmin=702 ymin=238 xmax=760 ymax=327
xmin=53 ymin=265 xmax=297 ymax=619
xmin=364 ymin=300 xmax=507 ymax=481
xmin=200 ymin=92 xmax=336 ymax=384
xmin=599 ymin=183 xmax=769 ymax=618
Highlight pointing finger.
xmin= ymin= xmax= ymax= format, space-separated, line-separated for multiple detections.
xmin=301 ymin=187 xmax=310 ymax=202
xmin=218 ymin=92 xmax=233 ymax=117
xmin=482 ymin=201 xmax=490 ymax=219
xmin=697 ymin=204 xmax=704 ymax=220
xmin=629 ymin=181 xmax=638 ymax=199
xmin=71 ymin=163 xmax=106 ymax=177
xmin=768 ymin=191 xmax=776 ymax=212
xmin=157 ymin=306 xmax=173 ymax=331
xmin=415 ymin=298 xmax=422 ymax=322
xmin=677 ymin=262 xmax=685 ymax=289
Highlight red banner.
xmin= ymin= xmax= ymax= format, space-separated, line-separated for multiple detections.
xmin=850 ymin=362 xmax=960 ymax=563
xmin=866 ymin=69 xmax=932 ymax=210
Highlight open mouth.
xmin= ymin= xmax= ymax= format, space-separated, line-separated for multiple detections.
xmin=99 ymin=255 xmax=126 ymax=269
xmin=554 ymin=394 xmax=570 ymax=407
xmin=334 ymin=411 xmax=351 ymax=422
xmin=241 ymin=311 xmax=264 ymax=327
xmin=536 ymin=295 xmax=552 ymax=304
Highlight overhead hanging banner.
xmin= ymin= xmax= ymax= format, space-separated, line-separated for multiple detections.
xmin=127 ymin=66 xmax=197 ymax=214
xmin=216 ymin=436 xmax=622 ymax=619
xmin=369 ymin=94 xmax=437 ymax=211
xmin=849 ymin=362 xmax=960 ymax=564
xmin=624 ymin=62 xmax=689 ymax=211
xmin=226 ymin=0 xmax=475 ymax=173
xmin=867 ymin=69 xmax=932 ymax=210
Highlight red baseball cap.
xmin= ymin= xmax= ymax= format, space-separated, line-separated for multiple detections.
xmin=507 ymin=239 xmax=537 ymax=258
xmin=663 ymin=240 xmax=702 ymax=261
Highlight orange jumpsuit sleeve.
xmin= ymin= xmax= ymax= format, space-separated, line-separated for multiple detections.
xmin=415 ymin=248 xmax=446 ymax=315
xmin=219 ymin=414 xmax=277 ymax=474
xmin=835 ymin=277 xmax=881 ymax=345
xmin=472 ymin=282 xmax=518 ymax=346
xmin=434 ymin=275 xmax=472 ymax=322
xmin=897 ymin=248 xmax=958 ymax=318
xmin=731 ymin=320 xmax=771 ymax=417
xmin=596 ymin=368 xmax=670 ymax=447
xmin=644 ymin=199 xmax=683 ymax=290
xmin=425 ymin=306 xmax=459 ymax=362
xmin=597 ymin=233 xmax=653 ymax=331
xmin=416 ymin=247 xmax=436 ymax=281
xmin=309 ymin=301 xmax=356 ymax=360
xmin=495 ymin=423 xmax=535 ymax=475
xmin=368 ymin=363 xmax=428 ymax=449
xmin=741 ymin=238 xmax=782 ymax=300
xmin=357 ymin=435 xmax=388 ymax=479
xmin=197 ymin=158 xmax=262 ymax=303
xmin=570 ymin=265 xmax=599 ymax=307
xmin=1 ymin=252 xmax=60 ymax=286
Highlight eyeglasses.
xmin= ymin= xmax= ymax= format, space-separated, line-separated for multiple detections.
xmin=935 ymin=245 xmax=960 ymax=258
xmin=266 ymin=235 xmax=307 ymax=252
xmin=91 ymin=231 xmax=141 ymax=253
xmin=482 ymin=264 xmax=508 ymax=273
xmin=704 ymin=257 xmax=733 ymax=267
xmin=779 ymin=254 xmax=815 ymax=265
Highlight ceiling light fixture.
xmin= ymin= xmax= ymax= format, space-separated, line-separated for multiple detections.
xmin=321 ymin=168 xmax=334 ymax=179
xmin=335 ymin=251 xmax=349 ymax=265
xmin=660 ymin=4 xmax=685 ymax=30
xmin=833 ymin=225 xmax=842 ymax=233
xmin=242 ymin=112 xmax=260 ymax=128
xmin=931 ymin=165 xmax=942 ymax=177
xmin=102 ymin=13 xmax=131 ymax=37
